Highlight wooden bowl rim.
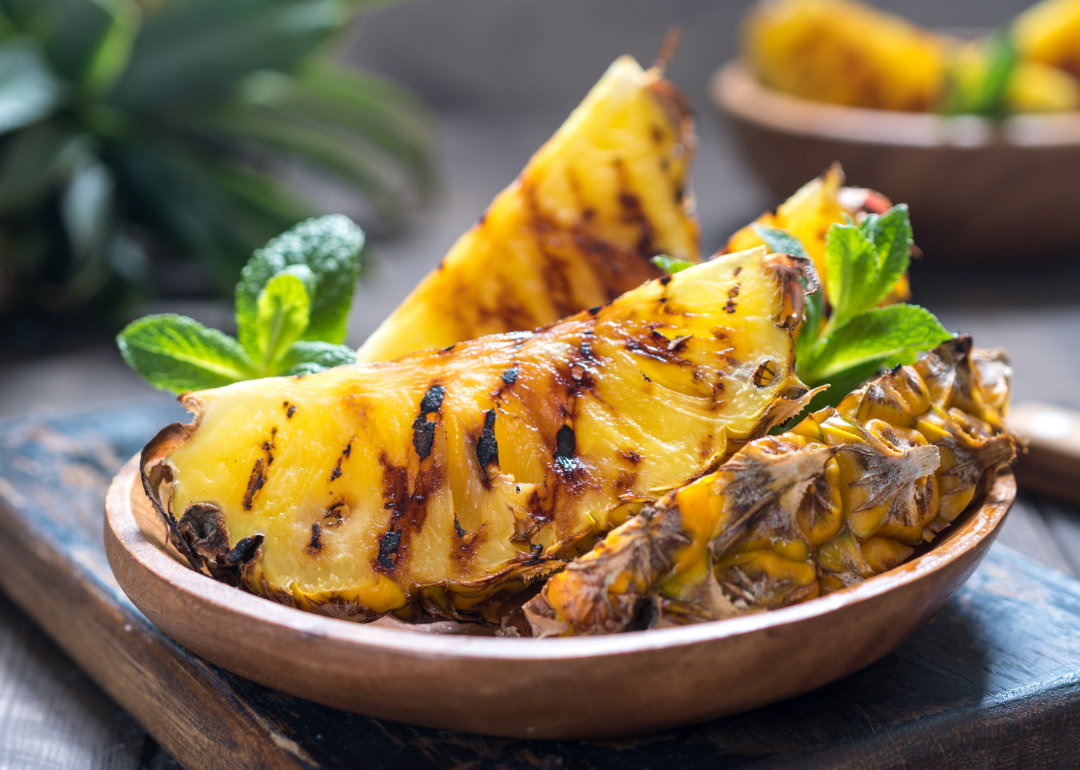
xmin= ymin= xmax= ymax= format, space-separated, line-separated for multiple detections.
xmin=711 ymin=59 xmax=1080 ymax=148
xmin=106 ymin=455 xmax=1015 ymax=661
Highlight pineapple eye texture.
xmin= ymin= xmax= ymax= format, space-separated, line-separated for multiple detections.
xmin=525 ymin=336 xmax=1018 ymax=637
xmin=142 ymin=249 xmax=814 ymax=625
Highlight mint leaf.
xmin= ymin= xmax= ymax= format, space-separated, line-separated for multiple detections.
xmin=117 ymin=314 xmax=254 ymax=394
xmin=823 ymin=223 xmax=877 ymax=329
xmin=279 ymin=341 xmax=357 ymax=376
xmin=236 ymin=215 xmax=363 ymax=353
xmin=801 ymin=304 xmax=953 ymax=385
xmin=752 ymin=224 xmax=809 ymax=260
xmin=861 ymin=205 xmax=912 ymax=310
xmin=651 ymin=255 xmax=694 ymax=274
xmin=255 ymin=270 xmax=312 ymax=374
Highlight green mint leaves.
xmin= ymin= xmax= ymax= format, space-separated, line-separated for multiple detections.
xmin=650 ymin=255 xmax=694 ymax=274
xmin=795 ymin=206 xmax=952 ymax=399
xmin=118 ymin=215 xmax=363 ymax=393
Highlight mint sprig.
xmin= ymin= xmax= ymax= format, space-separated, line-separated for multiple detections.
xmin=118 ymin=215 xmax=363 ymax=393
xmin=753 ymin=209 xmax=953 ymax=407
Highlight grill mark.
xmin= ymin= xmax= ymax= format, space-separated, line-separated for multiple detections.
xmin=307 ymin=522 xmax=323 ymax=554
xmin=283 ymin=402 xmax=297 ymax=419
xmin=419 ymin=385 xmax=446 ymax=414
xmin=413 ymin=385 xmax=446 ymax=459
xmin=377 ymin=529 xmax=400 ymax=569
xmin=324 ymin=501 xmax=345 ymax=525
xmin=501 ymin=367 xmax=518 ymax=385
xmin=243 ymin=458 xmax=266 ymax=511
xmin=555 ymin=425 xmax=576 ymax=468
xmin=454 ymin=515 xmax=467 ymax=537
xmin=476 ymin=409 xmax=499 ymax=470
xmin=330 ymin=458 xmax=342 ymax=482
xmin=412 ymin=416 xmax=436 ymax=459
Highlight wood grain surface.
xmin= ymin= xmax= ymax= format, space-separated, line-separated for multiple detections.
xmin=1 ymin=403 xmax=1080 ymax=768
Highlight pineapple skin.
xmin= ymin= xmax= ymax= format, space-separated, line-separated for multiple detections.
xmin=525 ymin=336 xmax=1018 ymax=637
xmin=357 ymin=56 xmax=699 ymax=364
xmin=143 ymin=248 xmax=814 ymax=625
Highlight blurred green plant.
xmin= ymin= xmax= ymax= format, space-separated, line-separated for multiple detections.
xmin=0 ymin=0 xmax=434 ymax=326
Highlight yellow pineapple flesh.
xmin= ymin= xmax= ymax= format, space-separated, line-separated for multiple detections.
xmin=1014 ymin=0 xmax=1080 ymax=80
xmin=357 ymin=56 xmax=699 ymax=363
xmin=743 ymin=0 xmax=947 ymax=112
xmin=525 ymin=336 xmax=1018 ymax=636
xmin=724 ymin=164 xmax=909 ymax=303
xmin=143 ymin=248 xmax=814 ymax=624
xmin=745 ymin=0 xmax=1080 ymax=115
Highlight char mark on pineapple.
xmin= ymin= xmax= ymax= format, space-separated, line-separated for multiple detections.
xmin=412 ymin=384 xmax=446 ymax=459
xmin=242 ymin=457 xmax=266 ymax=511
xmin=330 ymin=457 xmax=343 ymax=482
xmin=306 ymin=523 xmax=323 ymax=555
xmin=501 ymin=367 xmax=518 ymax=385
xmin=377 ymin=529 xmax=401 ymax=569
xmin=283 ymin=401 xmax=297 ymax=419
xmin=324 ymin=501 xmax=345 ymax=525
xmin=476 ymin=409 xmax=499 ymax=473
xmin=555 ymin=425 xmax=576 ymax=469
xmin=454 ymin=515 xmax=467 ymax=538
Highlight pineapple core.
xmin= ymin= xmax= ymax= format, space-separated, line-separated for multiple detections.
xmin=145 ymin=248 xmax=812 ymax=624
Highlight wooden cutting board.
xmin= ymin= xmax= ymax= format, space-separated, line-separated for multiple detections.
xmin=2 ymin=403 xmax=1080 ymax=769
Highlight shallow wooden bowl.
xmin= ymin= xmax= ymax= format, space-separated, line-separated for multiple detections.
xmin=712 ymin=61 xmax=1080 ymax=261
xmin=105 ymin=455 xmax=1015 ymax=739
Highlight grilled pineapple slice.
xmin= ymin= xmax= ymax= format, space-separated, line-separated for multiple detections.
xmin=143 ymin=248 xmax=813 ymax=624
xmin=357 ymin=56 xmax=699 ymax=363
xmin=745 ymin=0 xmax=1080 ymax=114
xmin=744 ymin=0 xmax=947 ymax=112
xmin=525 ymin=336 xmax=1018 ymax=636
xmin=1015 ymin=0 xmax=1080 ymax=80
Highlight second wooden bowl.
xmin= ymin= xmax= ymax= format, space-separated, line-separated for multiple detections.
xmin=712 ymin=61 xmax=1080 ymax=261
xmin=104 ymin=454 xmax=1015 ymax=739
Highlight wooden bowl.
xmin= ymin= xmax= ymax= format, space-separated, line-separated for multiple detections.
xmin=712 ymin=61 xmax=1080 ymax=261
xmin=105 ymin=454 xmax=1015 ymax=739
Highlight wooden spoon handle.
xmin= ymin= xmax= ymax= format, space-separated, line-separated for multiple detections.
xmin=1009 ymin=402 xmax=1080 ymax=504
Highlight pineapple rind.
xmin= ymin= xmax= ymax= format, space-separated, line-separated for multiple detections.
xmin=357 ymin=56 xmax=699 ymax=363
xmin=143 ymin=248 xmax=812 ymax=625
xmin=526 ymin=335 xmax=1018 ymax=637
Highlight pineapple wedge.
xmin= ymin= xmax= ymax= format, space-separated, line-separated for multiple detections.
xmin=143 ymin=248 xmax=813 ymax=624
xmin=1015 ymin=0 xmax=1080 ymax=80
xmin=357 ymin=56 xmax=699 ymax=363
xmin=525 ymin=336 xmax=1018 ymax=636
xmin=744 ymin=0 xmax=947 ymax=112
xmin=745 ymin=0 xmax=1080 ymax=114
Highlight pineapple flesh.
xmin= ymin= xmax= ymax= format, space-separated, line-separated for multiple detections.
xmin=724 ymin=164 xmax=909 ymax=303
xmin=143 ymin=248 xmax=814 ymax=624
xmin=744 ymin=0 xmax=947 ymax=112
xmin=745 ymin=0 xmax=1080 ymax=114
xmin=1015 ymin=0 xmax=1080 ymax=80
xmin=357 ymin=56 xmax=699 ymax=363
xmin=524 ymin=336 xmax=1018 ymax=637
